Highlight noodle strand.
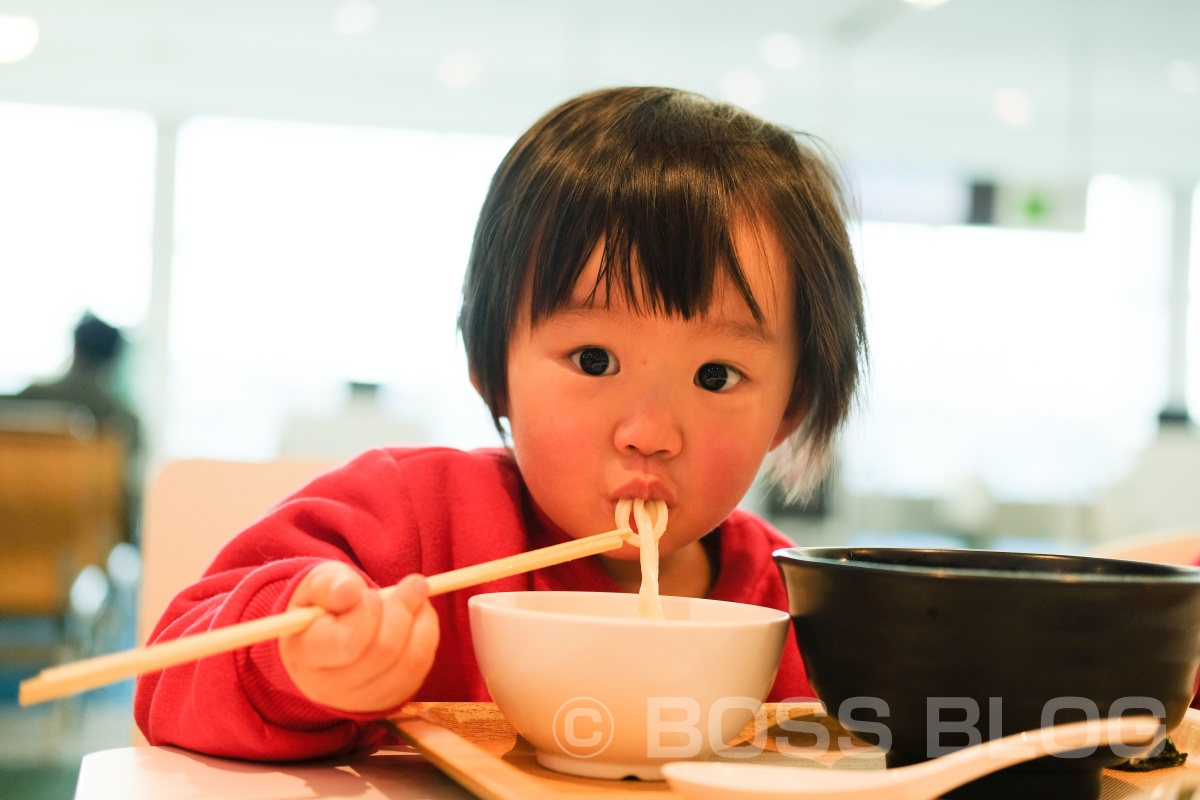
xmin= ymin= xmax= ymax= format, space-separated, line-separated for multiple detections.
xmin=612 ymin=498 xmax=668 ymax=619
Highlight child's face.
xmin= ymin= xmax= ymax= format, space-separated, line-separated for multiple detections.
xmin=504 ymin=221 xmax=800 ymax=558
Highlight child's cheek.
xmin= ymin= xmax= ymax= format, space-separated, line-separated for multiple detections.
xmin=691 ymin=429 xmax=765 ymax=507
xmin=514 ymin=397 xmax=600 ymax=487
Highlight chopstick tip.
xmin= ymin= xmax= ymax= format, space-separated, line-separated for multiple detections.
xmin=18 ymin=678 xmax=48 ymax=707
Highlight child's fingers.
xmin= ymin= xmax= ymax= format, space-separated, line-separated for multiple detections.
xmin=307 ymin=573 xmax=427 ymax=667
xmin=289 ymin=562 xmax=369 ymax=615
xmin=335 ymin=593 xmax=440 ymax=710
xmin=324 ymin=572 xmax=370 ymax=614
xmin=396 ymin=599 xmax=440 ymax=678
xmin=342 ymin=577 xmax=431 ymax=682
xmin=284 ymin=563 xmax=382 ymax=669
xmin=388 ymin=573 xmax=430 ymax=611
xmin=280 ymin=569 xmax=439 ymax=711
xmin=303 ymin=591 xmax=383 ymax=668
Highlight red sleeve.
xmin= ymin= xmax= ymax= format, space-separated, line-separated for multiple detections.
xmin=134 ymin=449 xmax=428 ymax=760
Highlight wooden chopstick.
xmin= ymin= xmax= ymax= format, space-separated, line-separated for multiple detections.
xmin=19 ymin=526 xmax=633 ymax=707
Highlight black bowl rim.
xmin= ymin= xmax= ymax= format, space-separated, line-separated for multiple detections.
xmin=774 ymin=546 xmax=1200 ymax=584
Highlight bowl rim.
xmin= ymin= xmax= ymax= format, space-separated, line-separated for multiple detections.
xmin=467 ymin=589 xmax=791 ymax=627
xmin=773 ymin=546 xmax=1200 ymax=584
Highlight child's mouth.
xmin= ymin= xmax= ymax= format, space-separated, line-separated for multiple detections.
xmin=614 ymin=498 xmax=668 ymax=540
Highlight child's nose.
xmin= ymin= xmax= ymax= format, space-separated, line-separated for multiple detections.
xmin=612 ymin=392 xmax=683 ymax=458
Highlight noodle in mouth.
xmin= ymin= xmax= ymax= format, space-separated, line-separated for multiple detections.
xmin=614 ymin=498 xmax=668 ymax=619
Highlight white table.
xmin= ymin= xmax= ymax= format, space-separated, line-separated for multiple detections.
xmin=74 ymin=744 xmax=475 ymax=799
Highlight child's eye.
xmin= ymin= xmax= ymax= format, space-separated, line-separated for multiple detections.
xmin=695 ymin=363 xmax=744 ymax=392
xmin=571 ymin=346 xmax=619 ymax=376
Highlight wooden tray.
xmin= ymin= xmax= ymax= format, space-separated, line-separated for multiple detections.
xmin=387 ymin=702 xmax=872 ymax=799
xmin=390 ymin=702 xmax=1200 ymax=800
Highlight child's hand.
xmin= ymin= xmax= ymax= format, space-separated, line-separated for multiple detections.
xmin=279 ymin=562 xmax=439 ymax=714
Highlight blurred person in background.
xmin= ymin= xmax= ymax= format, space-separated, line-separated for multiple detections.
xmin=13 ymin=311 xmax=143 ymax=540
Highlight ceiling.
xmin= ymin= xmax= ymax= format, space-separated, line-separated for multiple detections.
xmin=1 ymin=0 xmax=1198 ymax=185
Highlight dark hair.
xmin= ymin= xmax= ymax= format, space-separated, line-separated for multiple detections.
xmin=458 ymin=86 xmax=867 ymax=493
xmin=73 ymin=312 xmax=125 ymax=367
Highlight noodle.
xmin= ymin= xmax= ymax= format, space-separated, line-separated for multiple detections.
xmin=614 ymin=498 xmax=668 ymax=619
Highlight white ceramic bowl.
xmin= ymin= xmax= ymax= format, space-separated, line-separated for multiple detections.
xmin=468 ymin=591 xmax=790 ymax=780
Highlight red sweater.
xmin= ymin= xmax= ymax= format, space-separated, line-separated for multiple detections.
xmin=135 ymin=447 xmax=813 ymax=760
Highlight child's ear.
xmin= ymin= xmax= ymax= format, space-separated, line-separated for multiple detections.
xmin=768 ymin=408 xmax=804 ymax=451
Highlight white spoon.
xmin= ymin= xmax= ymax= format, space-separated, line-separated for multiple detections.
xmin=663 ymin=715 xmax=1161 ymax=800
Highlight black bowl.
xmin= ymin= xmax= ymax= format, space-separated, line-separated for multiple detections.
xmin=774 ymin=547 xmax=1200 ymax=800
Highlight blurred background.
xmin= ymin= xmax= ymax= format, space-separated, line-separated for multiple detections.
xmin=1 ymin=0 xmax=1199 ymax=795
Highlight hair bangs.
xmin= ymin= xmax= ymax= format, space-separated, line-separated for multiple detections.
xmin=525 ymin=126 xmax=765 ymax=325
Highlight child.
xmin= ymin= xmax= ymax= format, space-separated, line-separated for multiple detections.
xmin=135 ymin=86 xmax=867 ymax=761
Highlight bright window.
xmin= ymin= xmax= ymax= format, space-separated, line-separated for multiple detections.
xmin=0 ymin=102 xmax=155 ymax=392
xmin=840 ymin=176 xmax=1173 ymax=503
xmin=1189 ymin=185 xmax=1200 ymax=424
xmin=168 ymin=117 xmax=513 ymax=459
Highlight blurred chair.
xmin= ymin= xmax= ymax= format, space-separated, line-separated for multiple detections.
xmin=0 ymin=399 xmax=125 ymax=742
xmin=139 ymin=458 xmax=336 ymax=645
xmin=1085 ymin=527 xmax=1200 ymax=565
xmin=0 ymin=399 xmax=124 ymax=628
